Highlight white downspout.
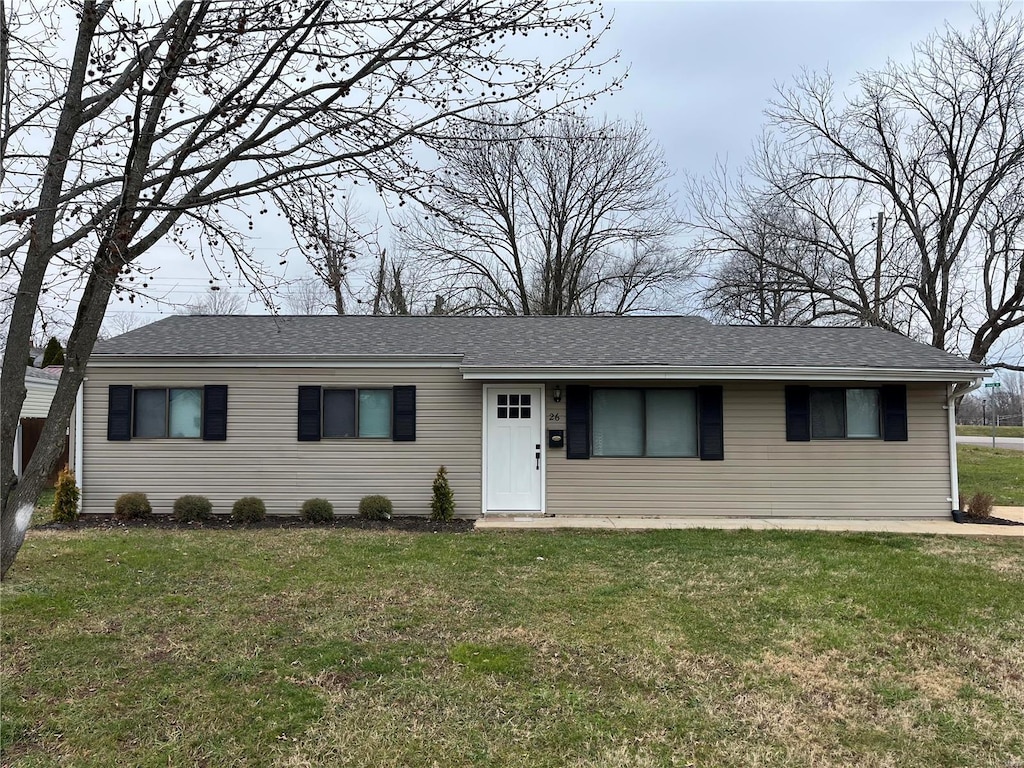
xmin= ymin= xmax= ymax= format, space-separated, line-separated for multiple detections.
xmin=947 ymin=379 xmax=983 ymax=514
xmin=13 ymin=422 xmax=23 ymax=478
xmin=74 ymin=381 xmax=84 ymax=512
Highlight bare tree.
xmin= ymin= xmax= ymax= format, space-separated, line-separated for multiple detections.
xmin=690 ymin=170 xmax=915 ymax=332
xmin=0 ymin=0 xmax=617 ymax=577
xmin=367 ymin=250 xmax=405 ymax=315
xmin=180 ymin=289 xmax=247 ymax=315
xmin=99 ymin=310 xmax=149 ymax=338
xmin=0 ymin=281 xmax=14 ymax=351
xmin=401 ymin=113 xmax=691 ymax=315
xmin=281 ymin=277 xmax=333 ymax=315
xmin=689 ymin=4 xmax=1024 ymax=367
xmin=357 ymin=248 xmax=470 ymax=315
xmin=699 ymin=225 xmax=816 ymax=327
xmin=272 ymin=186 xmax=381 ymax=315
xmin=958 ymin=372 xmax=1024 ymax=426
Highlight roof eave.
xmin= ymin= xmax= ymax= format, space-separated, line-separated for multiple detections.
xmin=87 ymin=354 xmax=465 ymax=368
xmin=86 ymin=356 xmax=989 ymax=382
xmin=458 ymin=365 xmax=990 ymax=383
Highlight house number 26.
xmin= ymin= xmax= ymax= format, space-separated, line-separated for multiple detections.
xmin=548 ymin=413 xmax=561 ymax=422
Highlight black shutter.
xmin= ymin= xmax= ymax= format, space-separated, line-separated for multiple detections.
xmin=881 ymin=384 xmax=908 ymax=441
xmin=565 ymin=385 xmax=590 ymax=459
xmin=297 ymin=386 xmax=322 ymax=441
xmin=698 ymin=385 xmax=724 ymax=461
xmin=785 ymin=385 xmax=811 ymax=442
xmin=392 ymin=385 xmax=416 ymax=441
xmin=203 ymin=385 xmax=228 ymax=441
xmin=107 ymin=385 xmax=133 ymax=441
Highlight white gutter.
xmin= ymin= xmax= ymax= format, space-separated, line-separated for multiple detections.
xmin=88 ymin=356 xmax=990 ymax=383
xmin=460 ymin=365 xmax=991 ymax=383
xmin=24 ymin=379 xmax=59 ymax=390
xmin=74 ymin=381 xmax=84 ymax=512
xmin=947 ymin=378 xmax=984 ymax=515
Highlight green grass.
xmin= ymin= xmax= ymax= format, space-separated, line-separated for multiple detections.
xmin=30 ymin=488 xmax=55 ymax=527
xmin=958 ymin=444 xmax=1024 ymax=505
xmin=956 ymin=424 xmax=1024 ymax=438
xmin=3 ymin=528 xmax=1023 ymax=767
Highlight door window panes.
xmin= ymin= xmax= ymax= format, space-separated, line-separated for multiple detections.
xmin=497 ymin=393 xmax=533 ymax=419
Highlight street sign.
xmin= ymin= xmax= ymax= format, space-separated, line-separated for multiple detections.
xmin=983 ymin=382 xmax=1001 ymax=388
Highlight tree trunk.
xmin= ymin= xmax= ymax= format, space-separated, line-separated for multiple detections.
xmin=1 ymin=257 xmax=118 ymax=579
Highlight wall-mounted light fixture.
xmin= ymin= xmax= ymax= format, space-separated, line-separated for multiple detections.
xmin=553 ymin=385 xmax=562 ymax=403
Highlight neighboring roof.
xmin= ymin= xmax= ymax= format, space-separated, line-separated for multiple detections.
xmin=25 ymin=366 xmax=61 ymax=384
xmin=91 ymin=315 xmax=987 ymax=381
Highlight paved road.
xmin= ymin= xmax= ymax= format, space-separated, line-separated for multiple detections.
xmin=956 ymin=435 xmax=1024 ymax=451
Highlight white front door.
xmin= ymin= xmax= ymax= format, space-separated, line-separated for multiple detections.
xmin=485 ymin=387 xmax=543 ymax=512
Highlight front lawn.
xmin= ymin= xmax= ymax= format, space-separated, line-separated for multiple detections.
xmin=2 ymin=527 xmax=1022 ymax=767
xmin=958 ymin=444 xmax=1024 ymax=506
xmin=31 ymin=487 xmax=55 ymax=527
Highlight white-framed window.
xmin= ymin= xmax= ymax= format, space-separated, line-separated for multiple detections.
xmin=133 ymin=387 xmax=202 ymax=438
xmin=810 ymin=388 xmax=881 ymax=439
xmin=323 ymin=388 xmax=392 ymax=438
xmin=591 ymin=388 xmax=698 ymax=457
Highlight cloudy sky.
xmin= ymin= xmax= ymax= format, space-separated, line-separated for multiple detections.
xmin=110 ymin=0 xmax=984 ymax=322
xmin=605 ymin=0 xmax=979 ymax=181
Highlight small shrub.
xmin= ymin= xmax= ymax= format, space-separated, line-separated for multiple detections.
xmin=52 ymin=468 xmax=80 ymax=523
xmin=231 ymin=496 xmax=266 ymax=523
xmin=430 ymin=465 xmax=456 ymax=522
xmin=967 ymin=491 xmax=995 ymax=519
xmin=173 ymin=495 xmax=213 ymax=522
xmin=301 ymin=497 xmax=334 ymax=523
xmin=114 ymin=492 xmax=151 ymax=520
xmin=359 ymin=494 xmax=393 ymax=521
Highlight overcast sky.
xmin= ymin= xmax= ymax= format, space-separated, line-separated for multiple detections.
xmin=112 ymin=0 xmax=986 ymax=322
xmin=604 ymin=0 xmax=980 ymax=182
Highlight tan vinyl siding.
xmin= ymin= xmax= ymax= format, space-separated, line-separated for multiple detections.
xmin=81 ymin=365 xmax=481 ymax=517
xmin=83 ymin=366 xmax=955 ymax=520
xmin=544 ymin=381 xmax=953 ymax=519
xmin=21 ymin=381 xmax=56 ymax=418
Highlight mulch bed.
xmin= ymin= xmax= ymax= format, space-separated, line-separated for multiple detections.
xmin=35 ymin=514 xmax=476 ymax=534
xmin=959 ymin=515 xmax=1024 ymax=527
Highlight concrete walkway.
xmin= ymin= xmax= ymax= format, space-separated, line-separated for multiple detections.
xmin=476 ymin=509 xmax=1024 ymax=537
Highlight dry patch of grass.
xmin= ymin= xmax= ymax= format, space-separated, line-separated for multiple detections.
xmin=2 ymin=528 xmax=1023 ymax=767
xmin=708 ymin=630 xmax=1023 ymax=768
xmin=918 ymin=538 xmax=1024 ymax=578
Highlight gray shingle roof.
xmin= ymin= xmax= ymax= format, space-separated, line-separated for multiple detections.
xmin=92 ymin=315 xmax=985 ymax=374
